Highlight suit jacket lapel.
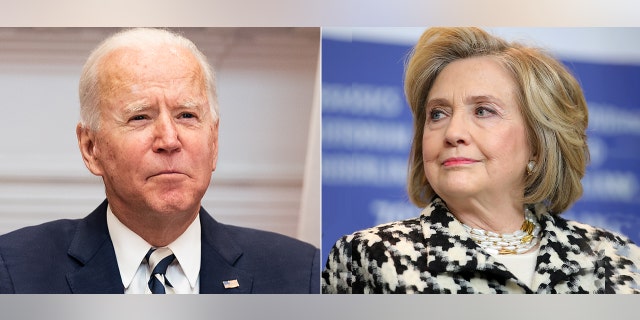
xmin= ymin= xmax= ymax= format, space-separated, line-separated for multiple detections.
xmin=198 ymin=208 xmax=253 ymax=294
xmin=64 ymin=202 xmax=255 ymax=294
xmin=422 ymin=198 xmax=509 ymax=274
xmin=66 ymin=200 xmax=124 ymax=293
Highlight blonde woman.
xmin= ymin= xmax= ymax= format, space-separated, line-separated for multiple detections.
xmin=322 ymin=27 xmax=640 ymax=294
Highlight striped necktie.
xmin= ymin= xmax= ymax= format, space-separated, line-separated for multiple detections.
xmin=145 ymin=247 xmax=176 ymax=294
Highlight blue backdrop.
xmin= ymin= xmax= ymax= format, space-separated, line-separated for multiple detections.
xmin=321 ymin=36 xmax=640 ymax=265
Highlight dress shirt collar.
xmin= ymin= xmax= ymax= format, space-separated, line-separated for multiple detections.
xmin=106 ymin=204 xmax=202 ymax=290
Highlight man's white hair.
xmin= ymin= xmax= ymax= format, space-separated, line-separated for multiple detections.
xmin=78 ymin=28 xmax=219 ymax=130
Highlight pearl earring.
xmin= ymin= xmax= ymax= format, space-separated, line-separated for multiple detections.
xmin=527 ymin=160 xmax=536 ymax=175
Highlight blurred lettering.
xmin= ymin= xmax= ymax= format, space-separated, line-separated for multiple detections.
xmin=323 ymin=83 xmax=403 ymax=118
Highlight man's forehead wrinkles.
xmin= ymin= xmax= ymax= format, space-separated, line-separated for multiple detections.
xmin=97 ymin=45 xmax=204 ymax=83
xmin=97 ymin=72 xmax=207 ymax=107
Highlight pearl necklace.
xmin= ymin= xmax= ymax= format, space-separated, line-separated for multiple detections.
xmin=461 ymin=208 xmax=541 ymax=255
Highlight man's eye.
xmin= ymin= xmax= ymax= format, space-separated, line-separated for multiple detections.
xmin=130 ymin=115 xmax=147 ymax=121
xmin=180 ymin=113 xmax=195 ymax=119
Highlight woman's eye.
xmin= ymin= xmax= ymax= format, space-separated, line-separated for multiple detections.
xmin=180 ymin=113 xmax=195 ymax=119
xmin=475 ymin=106 xmax=495 ymax=117
xmin=429 ymin=109 xmax=446 ymax=121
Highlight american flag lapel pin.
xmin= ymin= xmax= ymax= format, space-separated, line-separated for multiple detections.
xmin=223 ymin=279 xmax=240 ymax=289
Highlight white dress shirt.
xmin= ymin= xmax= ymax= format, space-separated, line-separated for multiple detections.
xmin=106 ymin=205 xmax=201 ymax=294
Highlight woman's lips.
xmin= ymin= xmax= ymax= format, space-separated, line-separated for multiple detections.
xmin=443 ymin=158 xmax=478 ymax=167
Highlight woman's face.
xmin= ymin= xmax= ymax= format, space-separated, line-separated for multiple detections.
xmin=422 ymin=56 xmax=531 ymax=204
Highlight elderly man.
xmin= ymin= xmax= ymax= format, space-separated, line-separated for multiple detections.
xmin=0 ymin=28 xmax=319 ymax=294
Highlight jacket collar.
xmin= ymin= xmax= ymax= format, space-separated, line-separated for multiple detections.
xmin=198 ymin=207 xmax=254 ymax=294
xmin=531 ymin=203 xmax=598 ymax=291
xmin=66 ymin=200 xmax=124 ymax=293
xmin=65 ymin=200 xmax=255 ymax=294
xmin=420 ymin=197 xmax=596 ymax=292
xmin=420 ymin=198 xmax=516 ymax=280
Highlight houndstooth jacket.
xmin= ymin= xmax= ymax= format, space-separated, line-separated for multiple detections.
xmin=322 ymin=197 xmax=640 ymax=293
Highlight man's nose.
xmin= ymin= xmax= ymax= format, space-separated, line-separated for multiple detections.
xmin=152 ymin=115 xmax=181 ymax=153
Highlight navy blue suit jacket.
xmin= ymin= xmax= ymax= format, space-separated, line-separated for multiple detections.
xmin=0 ymin=200 xmax=320 ymax=293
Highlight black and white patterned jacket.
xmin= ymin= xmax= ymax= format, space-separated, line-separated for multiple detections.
xmin=322 ymin=197 xmax=640 ymax=293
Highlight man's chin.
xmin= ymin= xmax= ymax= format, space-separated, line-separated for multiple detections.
xmin=152 ymin=203 xmax=198 ymax=216
xmin=145 ymin=194 xmax=201 ymax=216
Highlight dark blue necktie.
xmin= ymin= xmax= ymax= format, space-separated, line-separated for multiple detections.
xmin=145 ymin=247 xmax=176 ymax=294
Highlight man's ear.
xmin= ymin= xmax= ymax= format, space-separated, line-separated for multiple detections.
xmin=76 ymin=123 xmax=104 ymax=176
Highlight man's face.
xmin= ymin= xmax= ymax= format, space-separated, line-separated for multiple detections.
xmin=80 ymin=45 xmax=218 ymax=220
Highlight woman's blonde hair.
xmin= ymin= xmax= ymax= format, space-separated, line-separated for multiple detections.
xmin=404 ymin=27 xmax=589 ymax=213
